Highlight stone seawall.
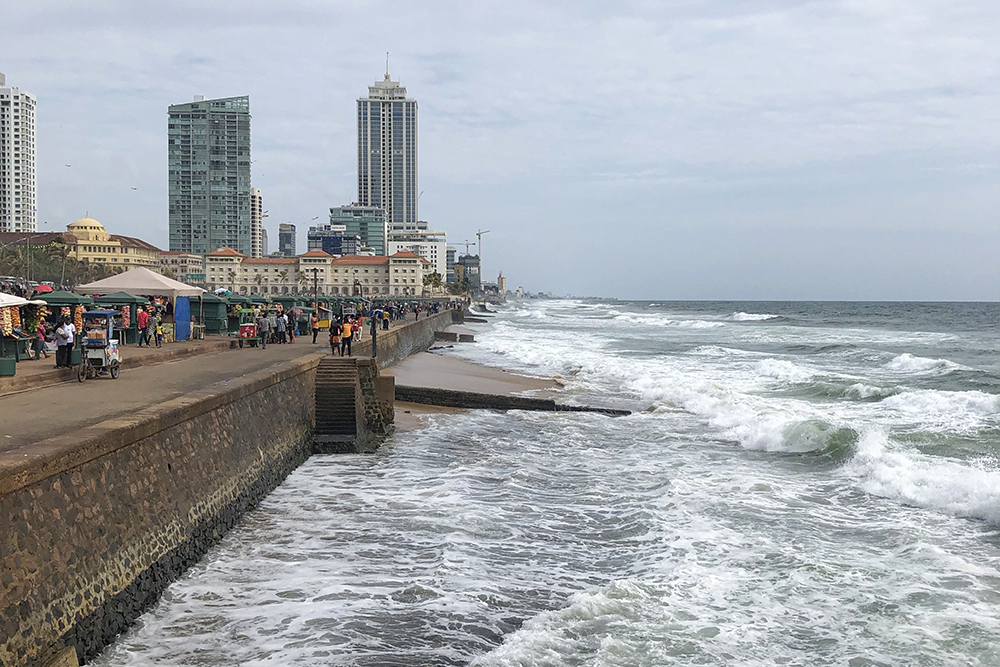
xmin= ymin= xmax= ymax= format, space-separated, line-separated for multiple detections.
xmin=0 ymin=310 xmax=458 ymax=667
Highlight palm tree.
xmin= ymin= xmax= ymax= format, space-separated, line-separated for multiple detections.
xmin=253 ymin=273 xmax=264 ymax=294
xmin=227 ymin=269 xmax=238 ymax=292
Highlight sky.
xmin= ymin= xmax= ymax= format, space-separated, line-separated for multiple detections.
xmin=2 ymin=0 xmax=998 ymax=300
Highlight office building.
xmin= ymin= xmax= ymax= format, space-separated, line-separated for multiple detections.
xmin=278 ymin=222 xmax=296 ymax=257
xmin=307 ymin=223 xmax=362 ymax=256
xmin=357 ymin=70 xmax=417 ymax=225
xmin=386 ymin=220 xmax=446 ymax=277
xmin=250 ymin=187 xmax=264 ymax=257
xmin=456 ymin=254 xmax=481 ymax=291
xmin=329 ymin=204 xmax=386 ymax=255
xmin=446 ymin=246 xmax=456 ymax=283
xmin=0 ymin=73 xmax=37 ymax=233
xmin=168 ymin=95 xmax=252 ymax=255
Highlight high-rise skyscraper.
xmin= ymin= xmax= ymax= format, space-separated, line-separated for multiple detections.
xmin=250 ymin=187 xmax=264 ymax=258
xmin=278 ymin=222 xmax=296 ymax=257
xmin=357 ymin=69 xmax=417 ymax=225
xmin=0 ymin=73 xmax=37 ymax=233
xmin=168 ymin=95 xmax=251 ymax=255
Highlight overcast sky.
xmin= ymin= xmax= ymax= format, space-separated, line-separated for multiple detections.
xmin=3 ymin=0 xmax=998 ymax=299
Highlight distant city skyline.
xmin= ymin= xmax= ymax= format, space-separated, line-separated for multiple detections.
xmin=2 ymin=2 xmax=998 ymax=299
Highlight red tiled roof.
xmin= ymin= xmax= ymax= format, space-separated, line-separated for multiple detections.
xmin=243 ymin=257 xmax=298 ymax=264
xmin=207 ymin=246 xmax=245 ymax=257
xmin=330 ymin=255 xmax=390 ymax=265
xmin=299 ymin=249 xmax=332 ymax=257
xmin=390 ymin=251 xmax=431 ymax=263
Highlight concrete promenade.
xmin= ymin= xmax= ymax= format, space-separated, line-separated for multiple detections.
xmin=0 ymin=315 xmax=416 ymax=456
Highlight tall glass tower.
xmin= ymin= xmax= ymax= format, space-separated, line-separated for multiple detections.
xmin=0 ymin=73 xmax=37 ymax=233
xmin=357 ymin=70 xmax=417 ymax=225
xmin=168 ymin=95 xmax=251 ymax=255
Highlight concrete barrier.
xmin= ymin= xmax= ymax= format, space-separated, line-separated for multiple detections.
xmin=0 ymin=311 xmax=457 ymax=667
xmin=395 ymin=385 xmax=631 ymax=416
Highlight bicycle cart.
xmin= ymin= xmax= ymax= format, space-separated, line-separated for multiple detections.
xmin=78 ymin=310 xmax=122 ymax=382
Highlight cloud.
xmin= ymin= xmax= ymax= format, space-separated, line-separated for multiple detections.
xmin=2 ymin=0 xmax=998 ymax=298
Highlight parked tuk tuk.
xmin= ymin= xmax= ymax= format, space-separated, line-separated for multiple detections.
xmin=237 ymin=308 xmax=260 ymax=348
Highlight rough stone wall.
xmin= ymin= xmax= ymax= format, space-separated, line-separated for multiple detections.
xmin=0 ymin=358 xmax=319 ymax=667
xmin=0 ymin=312 xmax=458 ymax=667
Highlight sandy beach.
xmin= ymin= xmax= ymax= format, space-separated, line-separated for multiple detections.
xmin=386 ymin=351 xmax=558 ymax=431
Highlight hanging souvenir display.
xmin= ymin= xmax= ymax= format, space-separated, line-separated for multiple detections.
xmin=122 ymin=305 xmax=130 ymax=329
xmin=74 ymin=305 xmax=84 ymax=332
xmin=0 ymin=307 xmax=12 ymax=336
xmin=10 ymin=305 xmax=21 ymax=330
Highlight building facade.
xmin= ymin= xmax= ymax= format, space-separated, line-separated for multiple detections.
xmin=357 ymin=71 xmax=417 ymax=225
xmin=386 ymin=220 xmax=446 ymax=278
xmin=0 ymin=73 xmax=37 ymax=233
xmin=456 ymin=254 xmax=481 ymax=291
xmin=446 ymin=246 xmax=456 ymax=283
xmin=64 ymin=217 xmax=161 ymax=268
xmin=329 ymin=204 xmax=386 ymax=255
xmin=278 ymin=222 xmax=296 ymax=257
xmin=168 ymin=95 xmax=252 ymax=255
xmin=307 ymin=223 xmax=362 ymax=256
xmin=250 ymin=187 xmax=264 ymax=258
xmin=203 ymin=247 xmax=431 ymax=296
xmin=160 ymin=251 xmax=205 ymax=283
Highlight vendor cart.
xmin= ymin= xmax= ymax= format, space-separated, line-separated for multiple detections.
xmin=237 ymin=308 xmax=260 ymax=348
xmin=78 ymin=310 xmax=122 ymax=382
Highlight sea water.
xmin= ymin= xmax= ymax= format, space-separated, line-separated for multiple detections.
xmin=94 ymin=300 xmax=1000 ymax=666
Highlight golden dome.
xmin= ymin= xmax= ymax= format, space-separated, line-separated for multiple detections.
xmin=67 ymin=216 xmax=110 ymax=241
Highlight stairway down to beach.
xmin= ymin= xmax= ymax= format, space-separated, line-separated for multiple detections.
xmin=314 ymin=357 xmax=360 ymax=452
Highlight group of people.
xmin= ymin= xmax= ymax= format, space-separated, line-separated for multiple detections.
xmin=135 ymin=306 xmax=164 ymax=348
xmin=253 ymin=309 xmax=296 ymax=349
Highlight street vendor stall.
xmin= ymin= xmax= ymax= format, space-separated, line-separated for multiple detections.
xmin=196 ymin=293 xmax=229 ymax=334
xmin=31 ymin=291 xmax=94 ymax=367
xmin=75 ymin=267 xmax=204 ymax=341
xmin=0 ymin=292 xmax=49 ymax=370
xmin=93 ymin=291 xmax=149 ymax=344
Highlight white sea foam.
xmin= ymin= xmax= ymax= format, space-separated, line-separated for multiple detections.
xmin=879 ymin=389 xmax=1000 ymax=432
xmin=729 ymin=312 xmax=780 ymax=321
xmin=755 ymin=358 xmax=817 ymax=383
xmin=844 ymin=383 xmax=901 ymax=399
xmin=845 ymin=430 xmax=1000 ymax=524
xmin=885 ymin=353 xmax=961 ymax=374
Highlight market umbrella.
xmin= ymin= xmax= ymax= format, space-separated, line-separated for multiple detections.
xmin=33 ymin=285 xmax=53 ymax=294
xmin=0 ymin=292 xmax=32 ymax=308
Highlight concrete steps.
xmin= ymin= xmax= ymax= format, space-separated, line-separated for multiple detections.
xmin=314 ymin=358 xmax=360 ymax=440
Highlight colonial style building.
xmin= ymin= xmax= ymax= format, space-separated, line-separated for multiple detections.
xmin=64 ymin=216 xmax=160 ymax=268
xmin=203 ymin=247 xmax=434 ymax=296
xmin=159 ymin=251 xmax=205 ymax=283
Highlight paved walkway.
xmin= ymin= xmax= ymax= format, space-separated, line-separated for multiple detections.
xmin=0 ymin=312 xmax=433 ymax=455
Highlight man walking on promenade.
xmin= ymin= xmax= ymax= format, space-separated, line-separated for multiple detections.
xmin=137 ymin=307 xmax=149 ymax=347
xmin=256 ymin=312 xmax=270 ymax=349
xmin=311 ymin=313 xmax=319 ymax=343
xmin=275 ymin=311 xmax=286 ymax=344
xmin=341 ymin=318 xmax=353 ymax=356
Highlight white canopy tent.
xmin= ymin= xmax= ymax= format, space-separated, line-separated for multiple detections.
xmin=0 ymin=293 xmax=46 ymax=308
xmin=75 ymin=267 xmax=205 ymax=299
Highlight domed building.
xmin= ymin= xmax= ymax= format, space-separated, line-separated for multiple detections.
xmin=64 ymin=216 xmax=161 ymax=268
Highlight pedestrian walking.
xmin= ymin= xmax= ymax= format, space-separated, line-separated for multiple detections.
xmin=329 ymin=319 xmax=342 ymax=356
xmin=275 ymin=311 xmax=287 ymax=343
xmin=137 ymin=307 xmax=150 ymax=347
xmin=311 ymin=313 xmax=320 ymax=343
xmin=34 ymin=321 xmax=50 ymax=360
xmin=341 ymin=318 xmax=353 ymax=356
xmin=286 ymin=313 xmax=295 ymax=343
xmin=382 ymin=308 xmax=389 ymax=330
xmin=145 ymin=308 xmax=156 ymax=348
xmin=256 ymin=312 xmax=270 ymax=349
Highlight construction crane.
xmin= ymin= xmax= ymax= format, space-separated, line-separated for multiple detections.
xmin=459 ymin=239 xmax=474 ymax=255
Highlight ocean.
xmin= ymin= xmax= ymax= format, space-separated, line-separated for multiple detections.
xmin=94 ymin=300 xmax=1000 ymax=666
